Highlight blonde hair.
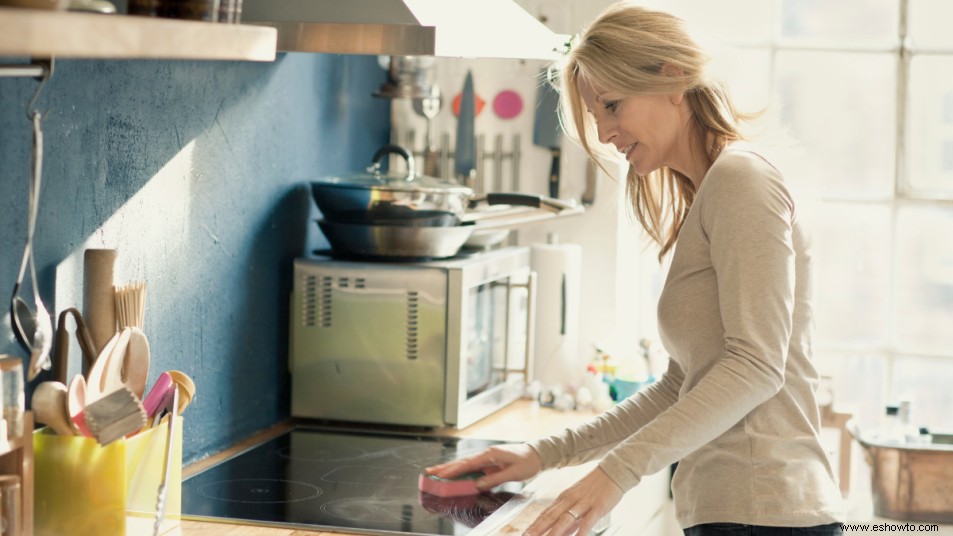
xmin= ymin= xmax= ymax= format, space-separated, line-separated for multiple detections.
xmin=560 ymin=3 xmax=753 ymax=260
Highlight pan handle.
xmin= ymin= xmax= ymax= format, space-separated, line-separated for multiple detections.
xmin=470 ymin=192 xmax=577 ymax=213
xmin=369 ymin=144 xmax=416 ymax=180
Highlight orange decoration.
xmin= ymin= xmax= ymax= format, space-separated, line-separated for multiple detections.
xmin=452 ymin=92 xmax=486 ymax=117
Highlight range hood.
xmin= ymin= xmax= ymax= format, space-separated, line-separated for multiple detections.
xmin=241 ymin=0 xmax=567 ymax=60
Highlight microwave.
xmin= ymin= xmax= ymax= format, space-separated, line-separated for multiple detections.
xmin=289 ymin=246 xmax=537 ymax=428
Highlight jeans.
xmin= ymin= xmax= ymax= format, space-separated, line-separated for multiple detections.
xmin=683 ymin=523 xmax=843 ymax=536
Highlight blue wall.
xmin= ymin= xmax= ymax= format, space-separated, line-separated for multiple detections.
xmin=0 ymin=53 xmax=390 ymax=463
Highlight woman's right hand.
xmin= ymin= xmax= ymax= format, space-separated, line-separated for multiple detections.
xmin=424 ymin=443 xmax=544 ymax=491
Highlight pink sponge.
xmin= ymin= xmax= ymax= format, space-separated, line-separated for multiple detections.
xmin=418 ymin=471 xmax=484 ymax=498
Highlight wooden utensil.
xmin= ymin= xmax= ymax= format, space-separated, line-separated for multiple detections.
xmin=85 ymin=328 xmax=127 ymax=403
xmin=167 ymin=370 xmax=195 ymax=414
xmin=32 ymin=381 xmax=74 ymax=435
xmin=83 ymin=248 xmax=118 ymax=355
xmin=114 ymin=281 xmax=147 ymax=330
xmin=86 ymin=327 xmax=150 ymax=401
xmin=120 ymin=327 xmax=150 ymax=398
xmin=83 ymin=386 xmax=146 ymax=446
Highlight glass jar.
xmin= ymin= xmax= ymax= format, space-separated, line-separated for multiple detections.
xmin=0 ymin=357 xmax=24 ymax=441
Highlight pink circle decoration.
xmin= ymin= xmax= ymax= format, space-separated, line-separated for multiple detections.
xmin=492 ymin=90 xmax=523 ymax=120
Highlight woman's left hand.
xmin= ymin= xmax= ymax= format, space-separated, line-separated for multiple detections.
xmin=524 ymin=466 xmax=623 ymax=536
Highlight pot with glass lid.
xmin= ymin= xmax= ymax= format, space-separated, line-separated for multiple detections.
xmin=311 ymin=144 xmax=574 ymax=258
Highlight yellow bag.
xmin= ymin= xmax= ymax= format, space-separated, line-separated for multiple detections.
xmin=33 ymin=418 xmax=182 ymax=536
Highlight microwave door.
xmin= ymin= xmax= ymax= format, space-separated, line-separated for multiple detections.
xmin=465 ymin=280 xmax=506 ymax=396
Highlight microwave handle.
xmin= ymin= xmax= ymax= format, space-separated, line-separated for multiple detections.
xmin=507 ymin=270 xmax=537 ymax=383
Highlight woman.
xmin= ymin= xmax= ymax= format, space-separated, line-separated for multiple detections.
xmin=425 ymin=3 xmax=844 ymax=536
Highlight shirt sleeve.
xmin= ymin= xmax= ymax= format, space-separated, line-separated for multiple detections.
xmin=528 ymin=357 xmax=684 ymax=469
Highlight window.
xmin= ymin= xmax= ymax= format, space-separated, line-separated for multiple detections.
xmin=642 ymin=0 xmax=953 ymax=431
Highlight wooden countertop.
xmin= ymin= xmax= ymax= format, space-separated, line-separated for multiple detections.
xmin=175 ymin=400 xmax=625 ymax=535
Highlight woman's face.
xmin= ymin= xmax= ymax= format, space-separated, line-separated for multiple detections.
xmin=576 ymin=76 xmax=686 ymax=176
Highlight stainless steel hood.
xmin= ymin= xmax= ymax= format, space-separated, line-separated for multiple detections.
xmin=241 ymin=0 xmax=567 ymax=60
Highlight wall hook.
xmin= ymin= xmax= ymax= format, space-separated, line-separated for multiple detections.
xmin=26 ymin=59 xmax=55 ymax=121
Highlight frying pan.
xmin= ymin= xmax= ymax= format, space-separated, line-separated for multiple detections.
xmin=329 ymin=193 xmax=572 ymax=227
xmin=317 ymin=220 xmax=477 ymax=259
xmin=317 ymin=197 xmax=577 ymax=260
xmin=312 ymin=145 xmax=573 ymax=227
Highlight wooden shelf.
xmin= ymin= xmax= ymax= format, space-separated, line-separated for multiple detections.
xmin=0 ymin=7 xmax=276 ymax=61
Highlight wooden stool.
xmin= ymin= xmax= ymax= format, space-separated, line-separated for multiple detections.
xmin=821 ymin=404 xmax=854 ymax=496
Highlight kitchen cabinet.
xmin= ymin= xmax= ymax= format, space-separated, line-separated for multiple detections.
xmin=0 ymin=412 xmax=33 ymax=536
xmin=0 ymin=7 xmax=276 ymax=61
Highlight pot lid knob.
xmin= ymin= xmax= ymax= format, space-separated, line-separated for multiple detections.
xmin=367 ymin=144 xmax=416 ymax=181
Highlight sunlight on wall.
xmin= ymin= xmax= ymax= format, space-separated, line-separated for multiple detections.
xmin=53 ymin=139 xmax=196 ymax=374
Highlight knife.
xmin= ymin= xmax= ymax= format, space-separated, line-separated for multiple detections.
xmin=533 ymin=68 xmax=562 ymax=199
xmin=455 ymin=70 xmax=477 ymax=187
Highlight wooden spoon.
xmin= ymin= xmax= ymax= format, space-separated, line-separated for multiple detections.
xmin=87 ymin=327 xmax=149 ymax=401
xmin=85 ymin=329 xmax=123 ymax=403
xmin=96 ymin=327 xmax=131 ymax=396
xmin=120 ymin=327 xmax=150 ymax=399
xmin=167 ymin=370 xmax=195 ymax=415
xmin=32 ymin=381 xmax=74 ymax=436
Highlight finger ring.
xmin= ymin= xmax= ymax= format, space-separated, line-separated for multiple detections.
xmin=566 ymin=509 xmax=579 ymax=520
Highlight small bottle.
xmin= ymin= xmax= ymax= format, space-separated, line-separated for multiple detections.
xmin=0 ymin=357 xmax=24 ymax=441
xmin=917 ymin=426 xmax=933 ymax=446
xmin=882 ymin=404 xmax=903 ymax=444
xmin=898 ymin=399 xmax=920 ymax=444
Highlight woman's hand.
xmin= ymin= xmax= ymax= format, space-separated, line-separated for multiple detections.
xmin=424 ymin=443 xmax=543 ymax=491
xmin=524 ymin=466 xmax=623 ymax=536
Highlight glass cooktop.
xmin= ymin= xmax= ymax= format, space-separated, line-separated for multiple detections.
xmin=182 ymin=426 xmax=523 ymax=535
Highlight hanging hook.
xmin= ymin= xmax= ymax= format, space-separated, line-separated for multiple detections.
xmin=26 ymin=58 xmax=54 ymax=121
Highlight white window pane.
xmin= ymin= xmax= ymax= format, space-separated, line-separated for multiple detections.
xmin=891 ymin=355 xmax=953 ymax=430
xmin=894 ymin=206 xmax=953 ymax=354
xmin=775 ymin=51 xmax=896 ymax=199
xmin=811 ymin=203 xmax=892 ymax=346
xmin=779 ymin=0 xmax=899 ymax=47
xmin=908 ymin=0 xmax=953 ymax=50
xmin=663 ymin=0 xmax=773 ymax=45
xmin=905 ymin=55 xmax=953 ymax=195
xmin=709 ymin=47 xmax=773 ymax=113
xmin=817 ymin=352 xmax=886 ymax=429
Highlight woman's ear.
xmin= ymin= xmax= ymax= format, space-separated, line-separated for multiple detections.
xmin=659 ymin=63 xmax=686 ymax=105
xmin=660 ymin=63 xmax=684 ymax=78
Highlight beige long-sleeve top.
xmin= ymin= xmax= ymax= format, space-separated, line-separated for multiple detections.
xmin=529 ymin=145 xmax=844 ymax=528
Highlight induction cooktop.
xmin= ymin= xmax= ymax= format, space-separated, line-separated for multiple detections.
xmin=181 ymin=426 xmax=523 ymax=535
